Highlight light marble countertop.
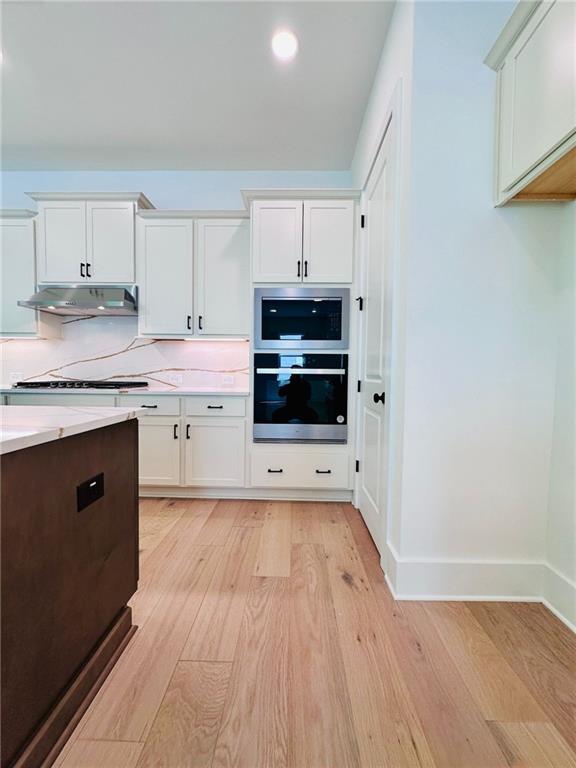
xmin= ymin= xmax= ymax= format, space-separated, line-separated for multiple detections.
xmin=0 ymin=405 xmax=142 ymax=455
xmin=2 ymin=386 xmax=249 ymax=397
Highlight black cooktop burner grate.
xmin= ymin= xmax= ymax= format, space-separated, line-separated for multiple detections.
xmin=13 ymin=380 xmax=149 ymax=390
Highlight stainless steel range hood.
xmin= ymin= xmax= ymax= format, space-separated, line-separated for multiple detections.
xmin=18 ymin=285 xmax=138 ymax=316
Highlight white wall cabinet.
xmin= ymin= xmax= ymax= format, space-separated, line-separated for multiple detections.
xmin=184 ymin=418 xmax=245 ymax=487
xmin=195 ymin=218 xmax=250 ymax=335
xmin=138 ymin=418 xmax=181 ymax=486
xmin=251 ymin=199 xmax=355 ymax=283
xmin=137 ymin=218 xmax=194 ymax=337
xmin=0 ymin=212 xmax=59 ymax=338
xmin=31 ymin=193 xmax=151 ymax=283
xmin=486 ymin=0 xmax=576 ymax=203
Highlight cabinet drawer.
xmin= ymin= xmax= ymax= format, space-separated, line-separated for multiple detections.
xmin=251 ymin=451 xmax=350 ymax=489
xmin=6 ymin=394 xmax=114 ymax=406
xmin=185 ymin=396 xmax=246 ymax=417
xmin=116 ymin=395 xmax=180 ymax=416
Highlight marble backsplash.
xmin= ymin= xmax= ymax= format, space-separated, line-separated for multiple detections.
xmin=0 ymin=317 xmax=250 ymax=390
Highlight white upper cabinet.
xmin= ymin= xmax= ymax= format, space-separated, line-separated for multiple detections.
xmin=137 ymin=217 xmax=194 ymax=337
xmin=251 ymin=198 xmax=355 ymax=283
xmin=1 ymin=213 xmax=39 ymax=336
xmin=251 ymin=200 xmax=303 ymax=283
xmin=486 ymin=0 xmax=576 ymax=203
xmin=37 ymin=200 xmax=86 ymax=283
xmin=303 ymin=200 xmax=354 ymax=283
xmin=195 ymin=218 xmax=250 ymax=335
xmin=86 ymin=201 xmax=135 ymax=282
xmin=31 ymin=193 xmax=152 ymax=282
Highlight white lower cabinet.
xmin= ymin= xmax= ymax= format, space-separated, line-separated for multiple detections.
xmin=251 ymin=450 xmax=350 ymax=489
xmin=184 ymin=418 xmax=245 ymax=487
xmin=138 ymin=418 xmax=181 ymax=486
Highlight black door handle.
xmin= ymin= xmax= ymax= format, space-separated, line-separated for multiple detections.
xmin=141 ymin=404 xmax=158 ymax=409
xmin=315 ymin=469 xmax=332 ymax=474
xmin=198 ymin=315 xmax=203 ymax=331
xmin=187 ymin=315 xmax=192 ymax=330
xmin=207 ymin=405 xmax=223 ymax=409
xmin=186 ymin=424 xmax=190 ymax=439
xmin=267 ymin=468 xmax=283 ymax=473
xmin=304 ymin=260 xmax=308 ymax=278
xmin=173 ymin=424 xmax=178 ymax=439
xmin=297 ymin=260 xmax=301 ymax=278
xmin=86 ymin=263 xmax=91 ymax=278
xmin=373 ymin=391 xmax=385 ymax=405
xmin=80 ymin=262 xmax=85 ymax=278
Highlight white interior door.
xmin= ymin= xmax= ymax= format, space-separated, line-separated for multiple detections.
xmin=357 ymin=120 xmax=397 ymax=554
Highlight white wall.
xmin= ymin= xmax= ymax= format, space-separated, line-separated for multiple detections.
xmin=1 ymin=170 xmax=352 ymax=211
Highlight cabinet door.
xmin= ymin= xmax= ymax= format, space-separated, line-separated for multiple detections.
xmin=138 ymin=418 xmax=181 ymax=486
xmin=499 ymin=0 xmax=576 ymax=190
xmin=86 ymin=201 xmax=135 ymax=282
xmin=184 ymin=419 xmax=245 ymax=487
xmin=303 ymin=200 xmax=354 ymax=283
xmin=251 ymin=201 xmax=303 ymax=283
xmin=195 ymin=219 xmax=250 ymax=335
xmin=37 ymin=201 xmax=86 ymax=283
xmin=137 ymin=219 xmax=194 ymax=336
xmin=1 ymin=218 xmax=38 ymax=336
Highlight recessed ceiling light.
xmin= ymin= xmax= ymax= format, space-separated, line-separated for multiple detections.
xmin=271 ymin=30 xmax=298 ymax=61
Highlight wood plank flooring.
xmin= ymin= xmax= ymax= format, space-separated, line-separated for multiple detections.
xmin=56 ymin=499 xmax=576 ymax=768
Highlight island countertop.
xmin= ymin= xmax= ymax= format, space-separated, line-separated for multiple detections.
xmin=0 ymin=405 xmax=142 ymax=455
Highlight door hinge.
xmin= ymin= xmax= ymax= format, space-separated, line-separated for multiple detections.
xmin=355 ymin=296 xmax=364 ymax=311
xmin=355 ymin=460 xmax=360 ymax=473
xmin=360 ymin=214 xmax=366 ymax=229
xmin=357 ymin=380 xmax=361 ymax=393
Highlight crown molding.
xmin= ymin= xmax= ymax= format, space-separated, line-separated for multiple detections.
xmin=26 ymin=192 xmax=155 ymax=209
xmin=0 ymin=209 xmax=37 ymax=218
xmin=241 ymin=188 xmax=361 ymax=208
xmin=137 ymin=209 xmax=248 ymax=219
xmin=484 ymin=0 xmax=541 ymax=70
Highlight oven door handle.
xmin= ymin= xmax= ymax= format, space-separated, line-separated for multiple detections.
xmin=255 ymin=368 xmax=346 ymax=375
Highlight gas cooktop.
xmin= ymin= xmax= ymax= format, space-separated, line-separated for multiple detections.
xmin=13 ymin=380 xmax=149 ymax=390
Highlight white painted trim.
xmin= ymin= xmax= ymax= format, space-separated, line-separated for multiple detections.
xmin=26 ymin=192 xmax=155 ymax=209
xmin=138 ymin=209 xmax=248 ymax=219
xmin=484 ymin=0 xmax=541 ymax=70
xmin=139 ymin=486 xmax=353 ymax=502
xmin=0 ymin=209 xmax=37 ymax=218
xmin=542 ymin=563 xmax=576 ymax=630
xmin=241 ymin=188 xmax=361 ymax=209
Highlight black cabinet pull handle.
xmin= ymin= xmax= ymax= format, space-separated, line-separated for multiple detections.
xmin=315 ymin=469 xmax=332 ymax=474
xmin=187 ymin=315 xmax=192 ymax=330
xmin=267 ymin=468 xmax=283 ymax=473
xmin=373 ymin=391 xmax=385 ymax=405
xmin=141 ymin=404 xmax=157 ymax=409
xmin=80 ymin=262 xmax=85 ymax=278
xmin=86 ymin=263 xmax=91 ymax=278
xmin=297 ymin=260 xmax=301 ymax=278
xmin=173 ymin=424 xmax=178 ymax=439
xmin=198 ymin=315 xmax=203 ymax=331
xmin=186 ymin=424 xmax=191 ymax=440
xmin=304 ymin=260 xmax=308 ymax=278
xmin=207 ymin=405 xmax=223 ymax=409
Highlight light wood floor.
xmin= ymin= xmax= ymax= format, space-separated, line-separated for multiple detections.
xmin=55 ymin=499 xmax=576 ymax=768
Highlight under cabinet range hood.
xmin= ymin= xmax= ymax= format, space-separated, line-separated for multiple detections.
xmin=18 ymin=285 xmax=138 ymax=316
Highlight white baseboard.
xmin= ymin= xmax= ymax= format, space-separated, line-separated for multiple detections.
xmin=382 ymin=544 xmax=575 ymax=632
xmin=139 ymin=486 xmax=353 ymax=502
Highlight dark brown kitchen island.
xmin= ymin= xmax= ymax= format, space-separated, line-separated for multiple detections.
xmin=1 ymin=406 xmax=141 ymax=768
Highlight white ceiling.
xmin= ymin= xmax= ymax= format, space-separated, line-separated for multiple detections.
xmin=1 ymin=1 xmax=394 ymax=171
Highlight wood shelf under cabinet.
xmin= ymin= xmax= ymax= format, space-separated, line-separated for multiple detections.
xmin=512 ymin=146 xmax=576 ymax=201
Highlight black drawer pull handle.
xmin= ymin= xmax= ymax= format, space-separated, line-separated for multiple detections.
xmin=207 ymin=405 xmax=223 ymax=409
xmin=267 ymin=468 xmax=283 ymax=473
xmin=315 ymin=469 xmax=332 ymax=474
xmin=173 ymin=424 xmax=178 ymax=439
xmin=141 ymin=404 xmax=158 ymax=408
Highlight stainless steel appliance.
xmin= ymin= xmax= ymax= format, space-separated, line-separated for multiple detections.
xmin=254 ymin=287 xmax=349 ymax=350
xmin=253 ymin=353 xmax=348 ymax=443
xmin=18 ymin=285 xmax=138 ymax=316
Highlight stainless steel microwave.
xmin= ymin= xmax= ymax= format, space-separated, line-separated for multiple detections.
xmin=254 ymin=287 xmax=350 ymax=350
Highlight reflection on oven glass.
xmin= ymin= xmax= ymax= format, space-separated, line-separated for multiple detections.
xmin=272 ymin=366 xmax=319 ymax=423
